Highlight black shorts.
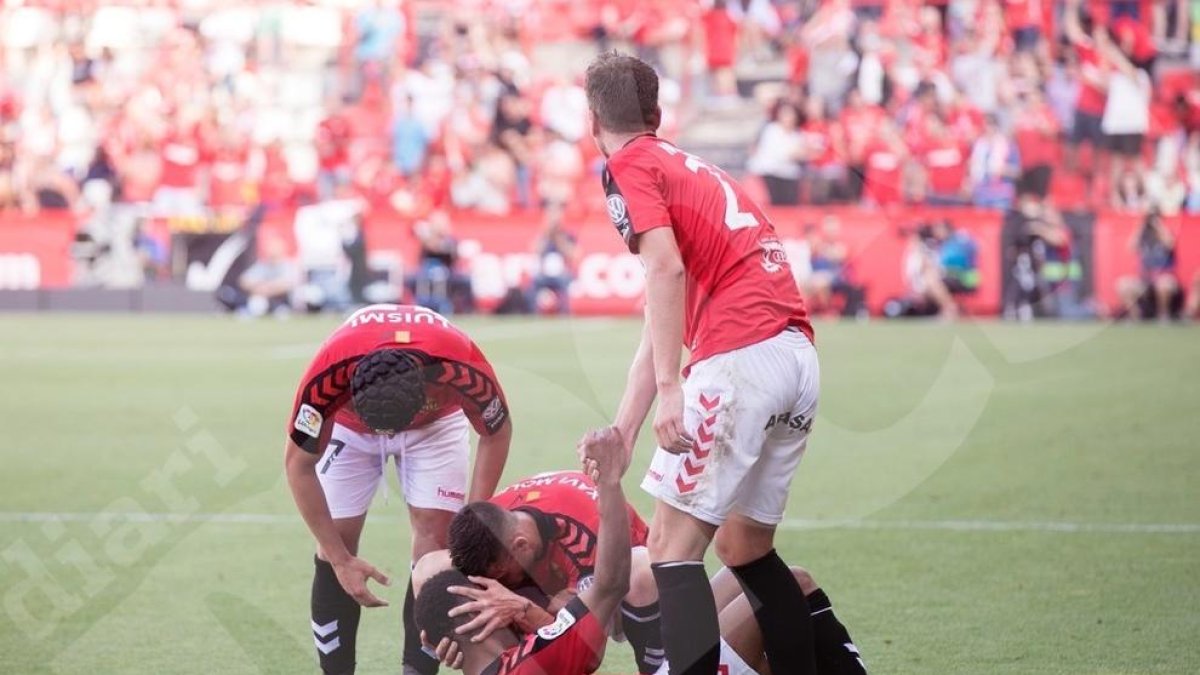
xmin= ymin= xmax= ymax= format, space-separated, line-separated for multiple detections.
xmin=1107 ymin=133 xmax=1144 ymax=157
xmin=1071 ymin=111 xmax=1103 ymax=146
xmin=1017 ymin=165 xmax=1052 ymax=198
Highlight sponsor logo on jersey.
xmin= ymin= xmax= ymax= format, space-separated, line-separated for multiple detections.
xmin=606 ymin=194 xmax=631 ymax=238
xmin=294 ymin=404 xmax=323 ymax=439
xmin=537 ymin=606 xmax=578 ymax=640
xmin=759 ymin=237 xmax=788 ymax=274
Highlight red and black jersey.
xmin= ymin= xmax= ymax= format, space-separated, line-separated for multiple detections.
xmin=490 ymin=471 xmax=649 ymax=597
xmin=602 ymin=135 xmax=813 ymax=372
xmin=288 ymin=304 xmax=509 ymax=454
xmin=482 ymin=596 xmax=606 ymax=675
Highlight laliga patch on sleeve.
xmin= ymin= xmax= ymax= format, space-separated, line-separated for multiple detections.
xmin=482 ymin=397 xmax=504 ymax=424
xmin=294 ymin=404 xmax=323 ymax=439
xmin=536 ymin=606 xmax=578 ymax=640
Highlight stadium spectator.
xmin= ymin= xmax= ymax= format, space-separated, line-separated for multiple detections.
xmin=411 ymin=209 xmax=473 ymax=314
xmin=800 ymin=95 xmax=848 ymax=204
xmin=1101 ymin=29 xmax=1153 ymax=208
xmin=1013 ymin=90 xmax=1061 ymax=205
xmin=701 ymin=0 xmax=741 ymax=103
xmin=527 ymin=203 xmax=578 ymax=315
xmin=233 ymin=234 xmax=299 ymax=317
xmin=748 ymin=100 xmax=805 ymax=205
xmin=1116 ymin=210 xmax=1181 ymax=320
xmin=890 ymin=220 xmax=978 ymax=319
xmin=968 ymin=115 xmax=1021 ymax=209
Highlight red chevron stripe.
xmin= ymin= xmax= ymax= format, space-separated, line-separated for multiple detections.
xmin=692 ymin=442 xmax=711 ymax=460
xmin=309 ymin=384 xmax=328 ymax=406
xmin=699 ymin=394 xmax=720 ymax=411
xmin=696 ymin=424 xmax=715 ymax=444
xmin=676 ymin=475 xmax=696 ymax=493
xmin=682 ymin=458 xmax=704 ymax=477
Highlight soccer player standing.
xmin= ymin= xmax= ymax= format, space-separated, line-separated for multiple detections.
xmin=284 ymin=304 xmax=512 ymax=675
xmin=585 ymin=52 xmax=822 ymax=675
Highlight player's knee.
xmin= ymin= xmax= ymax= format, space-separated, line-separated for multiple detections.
xmin=789 ymin=566 xmax=819 ymax=595
xmin=412 ymin=549 xmax=453 ymax=597
xmin=713 ymin=523 xmax=774 ymax=567
xmin=625 ymin=548 xmax=659 ymax=606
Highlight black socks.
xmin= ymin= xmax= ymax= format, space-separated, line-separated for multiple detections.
xmin=621 ymin=600 xmax=665 ymax=674
xmin=312 ymin=555 xmax=361 ymax=675
xmin=651 ymin=561 xmax=720 ymax=675
xmin=402 ymin=576 xmax=440 ymax=674
xmin=731 ymin=550 xmax=817 ymax=675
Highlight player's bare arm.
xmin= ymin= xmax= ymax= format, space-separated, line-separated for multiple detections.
xmin=612 ymin=311 xmax=657 ymax=462
xmin=284 ymin=437 xmax=390 ymax=607
xmin=469 ymin=416 xmax=512 ymax=502
xmin=577 ymin=427 xmax=632 ymax=626
xmin=637 ymin=227 xmax=693 ymax=454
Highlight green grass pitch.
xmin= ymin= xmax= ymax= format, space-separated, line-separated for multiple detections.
xmin=1 ymin=315 xmax=1197 ymax=674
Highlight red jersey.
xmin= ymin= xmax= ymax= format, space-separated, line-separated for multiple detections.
xmin=602 ymin=136 xmax=813 ymax=371
xmin=490 ymin=471 xmax=649 ymax=596
xmin=1076 ymin=44 xmax=1109 ymax=116
xmin=484 ymin=596 xmax=605 ymax=675
xmin=288 ymin=304 xmax=509 ymax=454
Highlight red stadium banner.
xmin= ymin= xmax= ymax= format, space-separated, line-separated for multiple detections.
xmin=0 ymin=213 xmax=75 ymax=290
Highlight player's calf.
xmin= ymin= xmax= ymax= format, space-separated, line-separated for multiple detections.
xmin=312 ymin=555 xmax=361 ymax=675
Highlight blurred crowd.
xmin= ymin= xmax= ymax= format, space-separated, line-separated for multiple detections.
xmin=743 ymin=0 xmax=1200 ymax=214
xmin=0 ymin=0 xmax=699 ymax=220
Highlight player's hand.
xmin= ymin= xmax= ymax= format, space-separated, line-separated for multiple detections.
xmin=331 ymin=556 xmax=390 ymax=607
xmin=421 ymin=630 xmax=464 ymax=670
xmin=580 ymin=426 xmax=626 ymax=485
xmin=448 ymin=576 xmax=531 ymax=642
xmin=654 ymin=384 xmax=693 ymax=454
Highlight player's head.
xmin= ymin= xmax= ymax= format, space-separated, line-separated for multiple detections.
xmin=448 ymin=502 xmax=536 ymax=586
xmin=584 ymin=51 xmax=661 ymax=151
xmin=414 ymin=569 xmax=477 ymax=645
xmin=350 ymin=348 xmax=426 ymax=433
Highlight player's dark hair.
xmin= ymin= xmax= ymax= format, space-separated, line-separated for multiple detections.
xmin=584 ymin=50 xmax=660 ymax=134
xmin=350 ymin=349 xmax=426 ymax=433
xmin=448 ymin=501 xmax=512 ymax=577
xmin=414 ymin=569 xmax=478 ymax=645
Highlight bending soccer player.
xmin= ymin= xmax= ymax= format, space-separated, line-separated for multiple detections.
xmin=414 ymin=427 xmax=632 ymax=675
xmin=586 ymin=52 xmax=822 ymax=675
xmin=433 ymin=470 xmax=663 ymax=673
xmin=284 ymin=304 xmax=512 ymax=675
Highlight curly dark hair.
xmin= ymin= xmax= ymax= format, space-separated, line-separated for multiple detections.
xmin=350 ymin=349 xmax=427 ymax=433
xmin=448 ymin=501 xmax=513 ymax=577
xmin=414 ymin=569 xmax=479 ymax=645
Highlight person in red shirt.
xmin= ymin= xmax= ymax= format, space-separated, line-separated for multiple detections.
xmin=415 ymin=428 xmax=630 ymax=675
xmin=1065 ymin=9 xmax=1112 ymax=173
xmin=1013 ymin=89 xmax=1061 ymax=202
xmin=443 ymin=470 xmax=658 ymax=673
xmin=284 ymin=304 xmax=513 ymax=675
xmin=701 ymin=0 xmax=740 ymax=100
xmin=861 ymin=122 xmax=909 ymax=207
xmin=914 ymin=114 xmax=969 ymax=205
xmin=584 ymin=51 xmax=820 ymax=675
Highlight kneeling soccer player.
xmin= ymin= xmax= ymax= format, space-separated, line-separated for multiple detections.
xmin=415 ymin=427 xmax=632 ymax=675
xmin=284 ymin=304 xmax=512 ymax=674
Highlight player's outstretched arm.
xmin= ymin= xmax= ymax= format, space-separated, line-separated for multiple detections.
xmin=469 ymin=417 xmax=512 ymax=502
xmin=579 ymin=427 xmax=632 ymax=626
xmin=638 ymin=228 xmax=693 ymax=454
xmin=613 ymin=312 xmax=657 ymax=465
xmin=284 ymin=438 xmax=390 ymax=607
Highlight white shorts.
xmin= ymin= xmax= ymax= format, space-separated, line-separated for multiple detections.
xmin=317 ymin=411 xmax=470 ymax=519
xmin=652 ymin=638 xmax=761 ymax=675
xmin=642 ymin=329 xmax=819 ymax=526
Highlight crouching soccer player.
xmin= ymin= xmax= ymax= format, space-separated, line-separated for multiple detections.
xmin=284 ymin=304 xmax=513 ymax=674
xmin=415 ymin=427 xmax=632 ymax=675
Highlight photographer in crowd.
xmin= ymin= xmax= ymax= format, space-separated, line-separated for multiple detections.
xmin=1117 ymin=210 xmax=1182 ymax=321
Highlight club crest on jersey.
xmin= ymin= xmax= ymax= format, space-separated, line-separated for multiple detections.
xmin=537 ymin=606 xmax=578 ymax=640
xmin=759 ymin=237 xmax=788 ymax=274
xmin=294 ymin=404 xmax=323 ymax=439
xmin=606 ymin=194 xmax=631 ymax=239
xmin=576 ymin=574 xmax=595 ymax=593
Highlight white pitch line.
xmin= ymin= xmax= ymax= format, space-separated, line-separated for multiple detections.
xmin=1 ymin=512 xmax=1197 ymax=534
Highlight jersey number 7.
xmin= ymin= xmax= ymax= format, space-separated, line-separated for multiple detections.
xmin=658 ymin=142 xmax=759 ymax=231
